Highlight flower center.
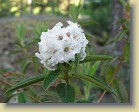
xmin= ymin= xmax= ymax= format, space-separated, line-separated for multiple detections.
xmin=66 ymin=32 xmax=70 ymax=37
xmin=64 ymin=47 xmax=69 ymax=52
xmin=58 ymin=36 xmax=63 ymax=40
xmin=53 ymin=49 xmax=57 ymax=54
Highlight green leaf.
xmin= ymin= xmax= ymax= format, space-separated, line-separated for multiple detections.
xmin=88 ymin=94 xmax=97 ymax=102
xmin=71 ymin=82 xmax=82 ymax=98
xmin=69 ymin=4 xmax=78 ymax=22
xmin=20 ymin=59 xmax=31 ymax=74
xmin=115 ymin=31 xmax=126 ymax=41
xmin=107 ymin=31 xmax=126 ymax=44
xmin=80 ymin=55 xmax=113 ymax=63
xmin=18 ymin=92 xmax=31 ymax=103
xmin=85 ymin=31 xmax=96 ymax=40
xmin=74 ymin=74 xmax=117 ymax=96
xmin=90 ymin=61 xmax=101 ymax=76
xmin=105 ymin=66 xmax=115 ymax=83
xmin=16 ymin=24 xmax=26 ymax=45
xmin=16 ymin=24 xmax=26 ymax=39
xmin=56 ymin=83 xmax=75 ymax=103
xmin=18 ymin=92 xmax=26 ymax=103
xmin=43 ymin=70 xmax=61 ymax=91
xmin=100 ymin=57 xmax=118 ymax=77
xmin=124 ymin=42 xmax=130 ymax=64
xmin=112 ymin=79 xmax=128 ymax=103
xmin=31 ymin=56 xmax=41 ymax=73
xmin=9 ymin=49 xmax=22 ymax=55
xmin=119 ymin=0 xmax=130 ymax=11
xmin=6 ymin=74 xmax=45 ymax=93
xmin=79 ymin=19 xmax=97 ymax=27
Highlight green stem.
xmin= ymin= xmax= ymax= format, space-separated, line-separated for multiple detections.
xmin=64 ymin=71 xmax=69 ymax=84
xmin=64 ymin=64 xmax=69 ymax=84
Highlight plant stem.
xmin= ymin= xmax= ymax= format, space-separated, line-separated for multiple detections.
xmin=64 ymin=64 xmax=69 ymax=84
xmin=0 ymin=80 xmax=12 ymax=86
xmin=65 ymin=71 xmax=69 ymax=84
xmin=97 ymin=51 xmax=125 ymax=103
xmin=29 ymin=95 xmax=41 ymax=103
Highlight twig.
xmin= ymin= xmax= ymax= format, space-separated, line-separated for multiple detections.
xmin=29 ymin=95 xmax=41 ymax=103
xmin=0 ymin=80 xmax=12 ymax=86
xmin=97 ymin=51 xmax=125 ymax=103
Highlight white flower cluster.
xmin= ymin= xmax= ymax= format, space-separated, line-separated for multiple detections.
xmin=35 ymin=21 xmax=88 ymax=70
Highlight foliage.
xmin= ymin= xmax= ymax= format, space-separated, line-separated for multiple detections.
xmin=0 ymin=0 xmax=130 ymax=103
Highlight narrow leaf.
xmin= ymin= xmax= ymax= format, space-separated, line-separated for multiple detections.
xmin=79 ymin=20 xmax=97 ymax=27
xmin=116 ymin=31 xmax=126 ymax=41
xmin=18 ymin=92 xmax=31 ymax=103
xmin=80 ymin=55 xmax=112 ymax=63
xmin=69 ymin=4 xmax=78 ymax=22
xmin=105 ymin=66 xmax=115 ymax=83
xmin=20 ymin=60 xmax=31 ymax=74
xmin=107 ymin=31 xmax=126 ymax=44
xmin=56 ymin=83 xmax=75 ymax=103
xmin=112 ymin=79 xmax=128 ymax=102
xmin=124 ymin=42 xmax=130 ymax=64
xmin=18 ymin=92 xmax=26 ymax=103
xmin=43 ymin=70 xmax=61 ymax=91
xmin=90 ymin=61 xmax=101 ymax=76
xmin=6 ymin=74 xmax=45 ymax=93
xmin=74 ymin=74 xmax=117 ymax=96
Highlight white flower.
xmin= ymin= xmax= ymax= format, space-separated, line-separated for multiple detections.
xmin=35 ymin=21 xmax=88 ymax=70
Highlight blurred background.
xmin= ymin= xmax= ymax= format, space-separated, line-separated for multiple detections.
xmin=0 ymin=0 xmax=130 ymax=103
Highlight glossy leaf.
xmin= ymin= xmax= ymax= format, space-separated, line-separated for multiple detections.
xmin=56 ymin=83 xmax=75 ymax=103
xmin=43 ymin=70 xmax=61 ymax=91
xmin=74 ymin=74 xmax=117 ymax=96
xmin=80 ymin=55 xmax=112 ymax=63
xmin=6 ymin=74 xmax=45 ymax=93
